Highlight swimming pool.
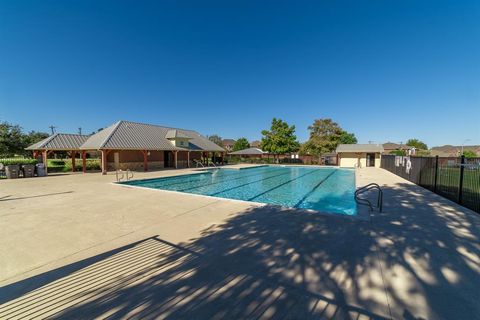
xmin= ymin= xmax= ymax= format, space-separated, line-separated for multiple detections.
xmin=121 ymin=166 xmax=357 ymax=215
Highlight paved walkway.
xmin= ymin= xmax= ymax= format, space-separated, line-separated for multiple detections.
xmin=0 ymin=167 xmax=479 ymax=319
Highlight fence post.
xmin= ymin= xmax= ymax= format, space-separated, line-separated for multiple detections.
xmin=433 ymin=155 xmax=439 ymax=193
xmin=458 ymin=155 xmax=465 ymax=204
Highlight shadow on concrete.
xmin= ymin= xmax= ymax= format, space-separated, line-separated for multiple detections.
xmin=0 ymin=191 xmax=74 ymax=202
xmin=366 ymin=181 xmax=480 ymax=319
xmin=1 ymin=180 xmax=479 ymax=319
xmin=0 ymin=206 xmax=389 ymax=319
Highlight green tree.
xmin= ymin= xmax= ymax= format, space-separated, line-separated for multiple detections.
xmin=463 ymin=150 xmax=477 ymax=158
xmin=261 ymin=118 xmax=300 ymax=160
xmin=0 ymin=122 xmax=48 ymax=157
xmin=300 ymin=118 xmax=353 ymax=160
xmin=389 ymin=150 xmax=406 ymax=156
xmin=0 ymin=122 xmax=25 ymax=156
xmin=338 ymin=131 xmax=358 ymax=144
xmin=406 ymin=138 xmax=428 ymax=150
xmin=233 ymin=137 xmax=250 ymax=151
xmin=208 ymin=134 xmax=223 ymax=147
xmin=24 ymin=131 xmax=49 ymax=148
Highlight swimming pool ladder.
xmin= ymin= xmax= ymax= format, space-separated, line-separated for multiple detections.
xmin=116 ymin=169 xmax=133 ymax=182
xmin=355 ymin=183 xmax=383 ymax=212
xmin=194 ymin=160 xmax=204 ymax=168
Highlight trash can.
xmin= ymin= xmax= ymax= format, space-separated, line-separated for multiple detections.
xmin=5 ymin=165 xmax=20 ymax=179
xmin=36 ymin=163 xmax=47 ymax=177
xmin=23 ymin=164 xmax=35 ymax=178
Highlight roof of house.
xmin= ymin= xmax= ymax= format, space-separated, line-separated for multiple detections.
xmin=26 ymin=121 xmax=225 ymax=152
xmin=222 ymin=139 xmax=236 ymax=145
xmin=382 ymin=142 xmax=411 ymax=150
xmin=25 ymin=133 xmax=90 ymax=150
xmin=228 ymin=147 xmax=265 ymax=155
xmin=428 ymin=145 xmax=480 ymax=157
xmin=250 ymin=140 xmax=261 ymax=147
xmin=336 ymin=144 xmax=384 ymax=153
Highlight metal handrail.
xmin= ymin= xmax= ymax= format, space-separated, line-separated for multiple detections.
xmin=116 ymin=170 xmax=124 ymax=182
xmin=116 ymin=169 xmax=133 ymax=182
xmin=194 ymin=160 xmax=204 ymax=168
xmin=355 ymin=183 xmax=383 ymax=212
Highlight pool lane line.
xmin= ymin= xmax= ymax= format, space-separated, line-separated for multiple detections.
xmin=293 ymin=169 xmax=338 ymax=208
xmin=178 ymin=167 xmax=292 ymax=193
xmin=126 ymin=166 xmax=270 ymax=188
xmin=247 ymin=168 xmax=327 ymax=201
xmin=205 ymin=170 xmax=300 ymax=196
xmin=175 ymin=166 xmax=283 ymax=192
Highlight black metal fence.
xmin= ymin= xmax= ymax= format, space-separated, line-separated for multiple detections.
xmin=381 ymin=154 xmax=480 ymax=213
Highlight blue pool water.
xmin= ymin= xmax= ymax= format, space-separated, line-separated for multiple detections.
xmin=121 ymin=166 xmax=357 ymax=215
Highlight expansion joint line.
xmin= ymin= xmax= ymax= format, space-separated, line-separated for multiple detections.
xmin=369 ymin=214 xmax=394 ymax=320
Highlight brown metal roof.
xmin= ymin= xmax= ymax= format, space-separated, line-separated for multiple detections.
xmin=25 ymin=133 xmax=89 ymax=150
xmin=80 ymin=120 xmax=225 ymax=152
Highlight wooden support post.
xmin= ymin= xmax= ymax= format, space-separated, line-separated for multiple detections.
xmin=71 ymin=151 xmax=76 ymax=172
xmin=174 ymin=150 xmax=178 ymax=169
xmin=187 ymin=151 xmax=190 ymax=168
xmin=222 ymin=152 xmax=225 ymax=165
xmin=82 ymin=151 xmax=87 ymax=173
xmin=143 ymin=150 xmax=148 ymax=172
xmin=101 ymin=150 xmax=109 ymax=175
xmin=43 ymin=150 xmax=48 ymax=174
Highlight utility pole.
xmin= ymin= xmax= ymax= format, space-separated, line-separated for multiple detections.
xmin=48 ymin=125 xmax=57 ymax=135
xmin=78 ymin=127 xmax=82 ymax=135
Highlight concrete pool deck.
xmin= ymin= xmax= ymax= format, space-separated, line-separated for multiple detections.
xmin=0 ymin=166 xmax=479 ymax=319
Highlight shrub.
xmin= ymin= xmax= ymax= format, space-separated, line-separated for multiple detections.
xmin=63 ymin=159 xmax=101 ymax=172
xmin=0 ymin=158 xmax=37 ymax=166
xmin=389 ymin=150 xmax=406 ymax=156
xmin=48 ymin=160 xmax=66 ymax=167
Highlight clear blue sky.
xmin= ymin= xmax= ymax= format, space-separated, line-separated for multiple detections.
xmin=1 ymin=0 xmax=479 ymax=147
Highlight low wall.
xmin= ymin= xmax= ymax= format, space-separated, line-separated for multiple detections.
xmin=107 ymin=161 xmax=165 ymax=171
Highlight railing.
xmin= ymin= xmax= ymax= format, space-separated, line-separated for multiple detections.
xmin=381 ymin=154 xmax=480 ymax=213
xmin=193 ymin=160 xmax=204 ymax=168
xmin=355 ymin=183 xmax=383 ymax=212
xmin=116 ymin=169 xmax=134 ymax=182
